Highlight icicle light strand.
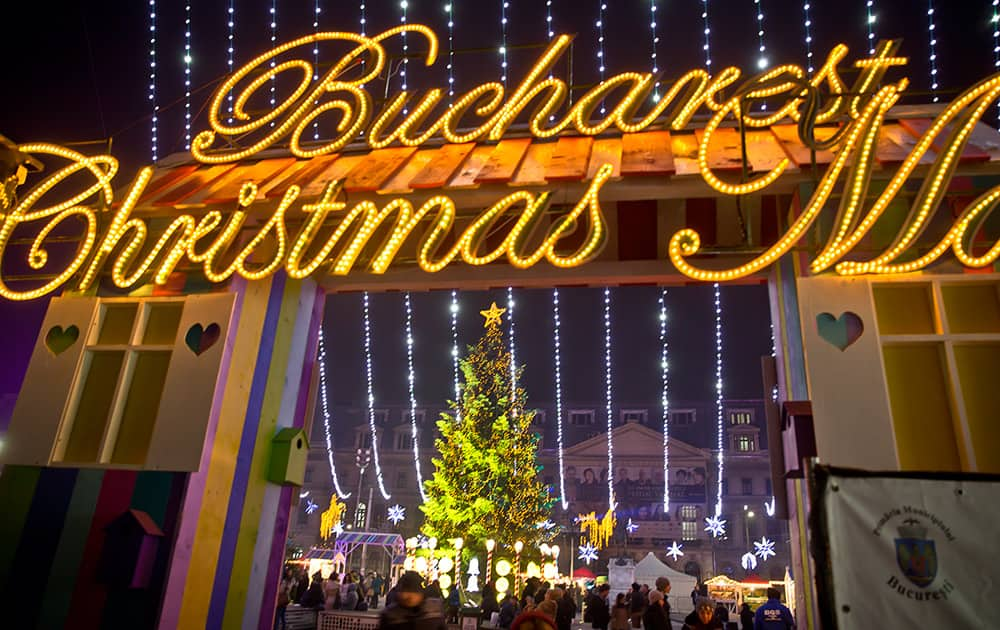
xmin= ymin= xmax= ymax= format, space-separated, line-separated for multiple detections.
xmin=445 ymin=3 xmax=455 ymax=100
xmin=500 ymin=1 xmax=509 ymax=87
xmin=400 ymin=0 xmax=409 ymax=114
xmin=313 ymin=0 xmax=321 ymax=141
xmin=404 ymin=293 xmax=428 ymax=502
xmin=226 ymin=0 xmax=235 ymax=124
xmin=546 ymin=0 xmax=554 ymax=39
xmin=701 ymin=0 xmax=712 ymax=68
xmin=318 ymin=328 xmax=351 ymax=499
xmin=450 ymin=291 xmax=461 ymax=420
xmin=596 ymin=1 xmax=607 ymax=114
xmin=650 ymin=1 xmax=661 ymax=100
xmin=148 ymin=0 xmax=157 ymax=161
xmin=604 ymin=287 xmax=614 ymax=510
xmin=269 ymin=0 xmax=277 ymax=123
xmin=754 ymin=0 xmax=768 ymax=70
xmin=927 ymin=1 xmax=939 ymax=102
xmin=362 ymin=292 xmax=391 ymax=499
xmin=659 ymin=290 xmax=670 ymax=513
xmin=507 ymin=287 xmax=517 ymax=411
xmin=803 ymin=1 xmax=814 ymax=74
xmin=553 ymin=288 xmax=568 ymax=510
xmin=993 ymin=1 xmax=1000 ymax=125
xmin=866 ymin=1 xmax=877 ymax=56
xmin=183 ymin=0 xmax=192 ymax=148
xmin=713 ymin=283 xmax=724 ymax=517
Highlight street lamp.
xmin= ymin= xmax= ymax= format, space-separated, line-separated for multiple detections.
xmin=355 ymin=448 xmax=372 ymax=573
xmin=743 ymin=505 xmax=755 ymax=548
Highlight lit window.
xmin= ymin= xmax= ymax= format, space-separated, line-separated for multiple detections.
xmin=736 ymin=435 xmax=755 ymax=452
xmin=729 ymin=410 xmax=753 ymax=425
xmin=680 ymin=505 xmax=698 ymax=520
xmin=682 ymin=521 xmax=698 ymax=541
xmin=354 ymin=502 xmax=367 ymax=528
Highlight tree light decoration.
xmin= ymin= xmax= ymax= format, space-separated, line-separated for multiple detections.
xmin=404 ymin=293 xmax=428 ymax=502
xmin=578 ymin=509 xmax=616 ymax=550
xmin=700 ymin=0 xmax=712 ymax=68
xmin=665 ymin=541 xmax=684 ymax=561
xmin=318 ymin=328 xmax=351 ymax=499
xmin=362 ymin=292 xmax=391 ymax=499
xmin=507 ymin=287 xmax=517 ymax=413
xmin=604 ymin=287 xmax=615 ymax=509
xmin=450 ymin=291 xmax=461 ymax=421
xmin=741 ymin=551 xmax=758 ymax=571
xmin=445 ymin=3 xmax=455 ymax=100
xmin=225 ymin=0 xmax=235 ymax=124
xmin=650 ymin=1 xmax=660 ymax=100
xmin=321 ymin=497 xmax=347 ymax=540
xmin=713 ymin=283 xmax=724 ymax=518
xmin=659 ymin=290 xmax=670 ymax=512
xmin=183 ymin=0 xmax=192 ymax=149
xmin=148 ymin=0 xmax=157 ymax=161
xmin=754 ymin=536 xmax=776 ymax=560
xmin=765 ymin=496 xmax=776 ymax=517
xmin=596 ymin=0 xmax=607 ymax=114
xmin=705 ymin=515 xmax=727 ymax=538
xmin=578 ymin=542 xmax=599 ymax=564
xmin=388 ymin=504 xmax=407 ymax=525
xmin=552 ymin=288 xmax=568 ymax=510
xmin=865 ymin=1 xmax=877 ymax=55
xmin=926 ymin=1 xmax=939 ymax=102
xmin=802 ymin=1 xmax=814 ymax=74
xmin=500 ymin=1 xmax=509 ymax=87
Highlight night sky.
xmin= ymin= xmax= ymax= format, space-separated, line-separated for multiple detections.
xmin=1 ymin=1 xmax=995 ymax=404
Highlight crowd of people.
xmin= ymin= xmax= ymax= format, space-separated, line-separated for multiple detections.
xmin=274 ymin=566 xmax=794 ymax=630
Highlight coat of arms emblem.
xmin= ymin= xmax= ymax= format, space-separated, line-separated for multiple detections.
xmin=894 ymin=519 xmax=937 ymax=588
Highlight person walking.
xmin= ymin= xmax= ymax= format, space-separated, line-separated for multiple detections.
xmin=378 ymin=571 xmax=446 ymax=630
xmin=556 ymin=586 xmax=577 ymax=630
xmin=753 ymin=588 xmax=794 ymax=630
xmin=611 ymin=593 xmax=630 ymax=630
xmin=499 ymin=594 xmax=521 ymax=629
xmin=682 ymin=598 xmax=722 ymax=630
xmin=739 ymin=603 xmax=754 ymax=630
xmin=644 ymin=590 xmax=672 ymax=630
xmin=588 ymin=585 xmax=611 ymax=630
xmin=372 ymin=572 xmax=385 ymax=609
xmin=654 ymin=577 xmax=673 ymax=623
xmin=341 ymin=573 xmax=360 ymax=611
xmin=481 ymin=582 xmax=501 ymax=623
xmin=627 ymin=583 xmax=646 ymax=629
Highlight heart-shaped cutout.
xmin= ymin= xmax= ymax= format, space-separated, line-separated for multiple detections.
xmin=45 ymin=325 xmax=80 ymax=356
xmin=816 ymin=312 xmax=865 ymax=351
xmin=185 ymin=322 xmax=221 ymax=356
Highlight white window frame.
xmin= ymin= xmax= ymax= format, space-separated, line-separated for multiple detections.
xmin=670 ymin=409 xmax=696 ymax=426
xmin=621 ymin=409 xmax=648 ymax=424
xmin=728 ymin=408 xmax=754 ymax=426
xmin=569 ymin=409 xmax=596 ymax=426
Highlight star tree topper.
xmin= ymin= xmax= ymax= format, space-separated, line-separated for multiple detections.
xmin=665 ymin=541 xmax=684 ymax=562
xmin=480 ymin=302 xmax=506 ymax=328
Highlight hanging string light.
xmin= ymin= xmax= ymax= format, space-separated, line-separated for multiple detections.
xmin=500 ymin=1 xmax=509 ymax=87
xmin=754 ymin=0 xmax=768 ymax=70
xmin=445 ymin=4 xmax=455 ymax=101
xmin=604 ymin=287 xmax=614 ymax=510
xmin=553 ymin=288 xmax=568 ymax=510
xmin=318 ymin=328 xmax=351 ymax=499
xmin=313 ymin=0 xmax=322 ymax=141
xmin=400 ymin=0 xmax=409 ymax=114
xmin=183 ymin=0 xmax=192 ymax=149
xmin=802 ymin=1 xmax=814 ymax=74
xmin=596 ymin=1 xmax=607 ymax=114
xmin=993 ymin=2 xmax=1000 ymax=124
xmin=713 ymin=283 xmax=724 ymax=518
xmin=148 ymin=0 xmax=157 ymax=161
xmin=404 ymin=293 xmax=428 ymax=502
xmin=926 ymin=1 xmax=939 ymax=102
xmin=769 ymin=324 xmax=779 ymax=403
xmin=226 ymin=0 xmax=235 ymax=124
xmin=700 ymin=0 xmax=712 ymax=69
xmin=546 ymin=0 xmax=554 ymax=39
xmin=269 ymin=0 xmax=277 ymax=125
xmin=865 ymin=1 xmax=877 ymax=55
xmin=450 ymin=291 xmax=461 ymax=419
xmin=650 ymin=1 xmax=661 ymax=101
xmin=659 ymin=290 xmax=670 ymax=513
xmin=507 ymin=287 xmax=517 ymax=408
xmin=362 ymin=292 xmax=391 ymax=500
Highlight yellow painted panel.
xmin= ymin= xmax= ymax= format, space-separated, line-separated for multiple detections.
xmin=882 ymin=344 xmax=961 ymax=471
xmin=62 ymin=351 xmax=124 ymax=463
xmin=942 ymin=283 xmax=1000 ymax=334
xmin=98 ymin=303 xmax=139 ymax=344
xmin=111 ymin=351 xmax=172 ymax=466
xmin=143 ymin=302 xmax=184 ymax=345
xmin=873 ymin=284 xmax=937 ymax=335
xmin=953 ymin=343 xmax=1000 ymax=472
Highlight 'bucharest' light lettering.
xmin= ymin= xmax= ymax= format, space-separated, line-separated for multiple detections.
xmin=2 ymin=26 xmax=1000 ymax=301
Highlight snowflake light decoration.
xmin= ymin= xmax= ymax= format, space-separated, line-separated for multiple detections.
xmin=537 ymin=519 xmax=557 ymax=530
xmin=387 ymin=504 xmax=406 ymax=525
xmin=704 ymin=515 xmax=727 ymax=538
xmin=741 ymin=552 xmax=758 ymax=571
xmin=333 ymin=522 xmax=344 ymax=536
xmin=665 ymin=541 xmax=684 ymax=562
xmin=305 ymin=500 xmax=320 ymax=514
xmin=578 ymin=542 xmax=599 ymax=564
xmin=754 ymin=536 xmax=776 ymax=560
xmin=626 ymin=518 xmax=639 ymax=534
xmin=765 ymin=496 xmax=776 ymax=517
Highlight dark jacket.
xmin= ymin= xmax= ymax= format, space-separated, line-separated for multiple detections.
xmin=300 ymin=582 xmax=325 ymax=609
xmin=753 ymin=599 xmax=794 ymax=629
xmin=499 ymin=600 xmax=519 ymax=628
xmin=556 ymin=595 xmax=577 ymax=630
xmin=628 ymin=589 xmax=646 ymax=613
xmin=588 ymin=594 xmax=610 ymax=629
xmin=378 ymin=599 xmax=447 ymax=630
xmin=642 ymin=602 xmax=671 ymax=630
xmin=740 ymin=607 xmax=755 ymax=630
xmin=480 ymin=588 xmax=501 ymax=622
xmin=682 ymin=611 xmax=723 ymax=630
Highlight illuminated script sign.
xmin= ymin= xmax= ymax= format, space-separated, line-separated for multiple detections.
xmin=2 ymin=26 xmax=999 ymax=301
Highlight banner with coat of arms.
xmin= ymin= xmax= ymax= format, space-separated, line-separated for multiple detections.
xmin=811 ymin=465 xmax=1000 ymax=630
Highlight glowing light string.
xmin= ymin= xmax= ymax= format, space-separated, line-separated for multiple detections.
xmin=546 ymin=0 xmax=554 ymax=40
xmin=183 ymin=0 xmax=192 ymax=149
xmin=927 ymin=1 xmax=939 ymax=103
xmin=507 ymin=286 xmax=517 ymax=410
xmin=148 ymin=0 xmax=157 ymax=161
xmin=226 ymin=0 xmax=235 ymax=124
xmin=318 ymin=328 xmax=350 ymax=499
xmin=313 ymin=0 xmax=322 ymax=141
xmin=445 ymin=3 xmax=455 ymax=100
xmin=604 ymin=287 xmax=614 ymax=510
xmin=650 ymin=1 xmax=661 ymax=100
xmin=553 ymin=288 xmax=568 ymax=509
xmin=404 ymin=293 xmax=428 ymax=502
xmin=802 ymin=1 xmax=814 ymax=74
xmin=659 ymin=290 xmax=670 ymax=513
xmin=400 ymin=0 xmax=409 ymax=115
xmin=362 ymin=291 xmax=391 ymax=499
xmin=754 ymin=0 xmax=768 ymax=70
xmin=865 ymin=1 xmax=877 ymax=55
xmin=500 ymin=0 xmax=509 ymax=87
xmin=269 ymin=0 xmax=277 ymax=124
xmin=450 ymin=291 xmax=461 ymax=420
xmin=596 ymin=0 xmax=607 ymax=114
xmin=713 ymin=283 xmax=724 ymax=517
xmin=994 ymin=1 xmax=999 ymax=124
xmin=701 ymin=0 xmax=712 ymax=69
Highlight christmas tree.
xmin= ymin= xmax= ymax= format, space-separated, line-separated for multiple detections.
xmin=421 ymin=302 xmax=554 ymax=548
